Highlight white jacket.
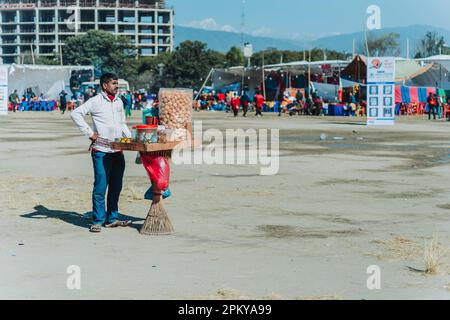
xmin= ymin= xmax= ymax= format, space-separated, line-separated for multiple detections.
xmin=71 ymin=91 xmax=132 ymax=153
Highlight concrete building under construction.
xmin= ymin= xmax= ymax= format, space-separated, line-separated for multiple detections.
xmin=0 ymin=0 xmax=174 ymax=63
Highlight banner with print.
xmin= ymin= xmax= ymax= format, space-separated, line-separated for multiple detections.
xmin=367 ymin=57 xmax=396 ymax=126
xmin=0 ymin=65 xmax=8 ymax=116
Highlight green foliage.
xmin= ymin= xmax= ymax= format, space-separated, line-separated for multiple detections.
xmin=161 ymin=40 xmax=225 ymax=88
xmin=63 ymin=30 xmax=137 ymax=78
xmin=36 ymin=56 xmax=61 ymax=65
xmin=58 ymin=31 xmax=349 ymax=91
xmin=251 ymin=49 xmax=347 ymax=66
xmin=362 ymin=32 xmax=400 ymax=56
xmin=415 ymin=31 xmax=448 ymax=58
xmin=225 ymin=46 xmax=244 ymax=67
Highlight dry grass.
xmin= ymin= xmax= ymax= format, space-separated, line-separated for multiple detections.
xmin=370 ymin=236 xmax=422 ymax=261
xmin=424 ymin=237 xmax=444 ymax=275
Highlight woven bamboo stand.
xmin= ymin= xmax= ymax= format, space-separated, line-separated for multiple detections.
xmin=110 ymin=124 xmax=197 ymax=236
xmin=139 ymin=149 xmax=174 ymax=236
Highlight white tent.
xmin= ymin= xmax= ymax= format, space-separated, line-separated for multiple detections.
xmin=6 ymin=64 xmax=94 ymax=100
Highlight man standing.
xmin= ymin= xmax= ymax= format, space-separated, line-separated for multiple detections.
xmin=277 ymin=93 xmax=285 ymax=117
xmin=231 ymin=93 xmax=240 ymax=117
xmin=59 ymin=90 xmax=68 ymax=114
xmin=427 ymin=92 xmax=437 ymax=120
xmin=240 ymin=91 xmax=250 ymax=117
xmin=9 ymin=89 xmax=19 ymax=113
xmin=71 ymin=73 xmax=132 ymax=233
xmin=254 ymin=91 xmax=265 ymax=117
xmin=296 ymin=90 xmax=304 ymax=106
xmin=121 ymin=91 xmax=132 ymax=118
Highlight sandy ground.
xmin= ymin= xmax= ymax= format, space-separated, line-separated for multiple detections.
xmin=1 ymin=111 xmax=450 ymax=300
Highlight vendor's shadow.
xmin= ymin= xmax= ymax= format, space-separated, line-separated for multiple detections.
xmin=21 ymin=205 xmax=144 ymax=231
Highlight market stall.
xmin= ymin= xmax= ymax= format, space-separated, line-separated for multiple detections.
xmin=111 ymin=88 xmax=199 ymax=236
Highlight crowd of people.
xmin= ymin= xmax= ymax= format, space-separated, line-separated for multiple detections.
xmin=7 ymin=86 xmax=159 ymax=118
xmin=8 ymin=86 xmax=449 ymax=121
xmin=425 ymin=92 xmax=450 ymax=120
xmin=192 ymin=89 xmax=368 ymax=118
xmin=194 ymin=90 xmax=266 ymax=117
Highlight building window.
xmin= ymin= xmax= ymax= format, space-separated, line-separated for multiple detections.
xmin=138 ymin=12 xmax=154 ymax=24
xmin=141 ymin=48 xmax=154 ymax=56
xmin=98 ymin=10 xmax=116 ymax=23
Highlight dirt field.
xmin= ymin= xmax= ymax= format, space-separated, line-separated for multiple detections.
xmin=1 ymin=111 xmax=450 ymax=299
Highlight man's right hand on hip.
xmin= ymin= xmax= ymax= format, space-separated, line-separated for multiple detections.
xmin=90 ymin=132 xmax=98 ymax=142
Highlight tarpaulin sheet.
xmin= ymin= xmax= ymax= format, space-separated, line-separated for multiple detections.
xmin=395 ymin=86 xmax=402 ymax=103
xmin=401 ymin=86 xmax=411 ymax=103
xmin=7 ymin=64 xmax=93 ymax=100
xmin=311 ymin=82 xmax=339 ymax=101
xmin=426 ymin=87 xmax=436 ymax=97
xmin=418 ymin=87 xmax=428 ymax=103
xmin=410 ymin=87 xmax=419 ymax=103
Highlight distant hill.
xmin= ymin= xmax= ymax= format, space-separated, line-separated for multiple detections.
xmin=174 ymin=24 xmax=450 ymax=57
xmin=310 ymin=24 xmax=450 ymax=57
xmin=174 ymin=26 xmax=306 ymax=52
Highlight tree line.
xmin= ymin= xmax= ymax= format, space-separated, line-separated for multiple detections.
xmin=18 ymin=29 xmax=449 ymax=92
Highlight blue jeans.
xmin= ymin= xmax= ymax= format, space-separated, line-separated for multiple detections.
xmin=91 ymin=151 xmax=125 ymax=225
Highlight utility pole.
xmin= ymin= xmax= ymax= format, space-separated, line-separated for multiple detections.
xmin=60 ymin=44 xmax=63 ymax=66
xmin=352 ymin=38 xmax=356 ymax=58
xmin=240 ymin=0 xmax=245 ymax=46
xmin=30 ymin=44 xmax=35 ymax=65
xmin=262 ymin=50 xmax=266 ymax=99
xmin=308 ymin=49 xmax=311 ymax=98
xmin=406 ymin=38 xmax=410 ymax=59
xmin=241 ymin=0 xmax=246 ymax=95
xmin=364 ymin=31 xmax=370 ymax=56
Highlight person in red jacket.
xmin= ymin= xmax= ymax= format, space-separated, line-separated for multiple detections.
xmin=253 ymin=91 xmax=265 ymax=117
xmin=428 ymin=92 xmax=437 ymax=120
xmin=231 ymin=93 xmax=241 ymax=117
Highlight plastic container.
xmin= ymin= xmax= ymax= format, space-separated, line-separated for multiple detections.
xmin=135 ymin=125 xmax=158 ymax=144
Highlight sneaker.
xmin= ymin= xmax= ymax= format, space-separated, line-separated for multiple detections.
xmin=89 ymin=224 xmax=102 ymax=233
xmin=104 ymin=220 xmax=132 ymax=228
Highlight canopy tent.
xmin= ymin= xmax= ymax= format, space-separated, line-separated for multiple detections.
xmin=396 ymin=85 xmax=437 ymax=103
xmin=400 ymin=63 xmax=450 ymax=90
xmin=211 ymin=56 xmax=449 ymax=102
xmin=212 ymin=60 xmax=348 ymax=100
xmin=311 ymin=82 xmax=340 ymax=101
xmin=341 ymin=55 xmax=367 ymax=83
xmin=342 ymin=55 xmax=437 ymax=84
xmin=265 ymin=60 xmax=348 ymax=75
xmin=6 ymin=64 xmax=94 ymax=100
xmin=340 ymin=78 xmax=366 ymax=88
xmin=211 ymin=67 xmax=263 ymax=97
xmin=395 ymin=60 xmax=430 ymax=82
xmin=416 ymin=55 xmax=450 ymax=62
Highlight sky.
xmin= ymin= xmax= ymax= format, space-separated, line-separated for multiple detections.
xmin=166 ymin=0 xmax=450 ymax=40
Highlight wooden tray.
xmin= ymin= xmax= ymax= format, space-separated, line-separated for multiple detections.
xmin=110 ymin=139 xmax=200 ymax=152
